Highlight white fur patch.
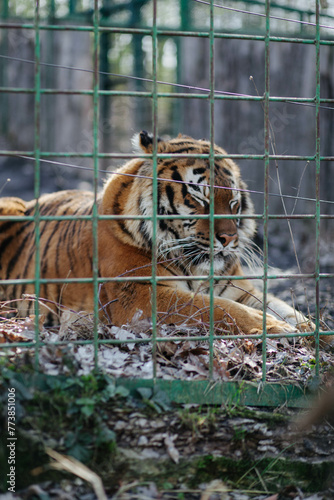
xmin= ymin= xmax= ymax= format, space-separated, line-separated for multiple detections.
xmin=131 ymin=133 xmax=142 ymax=153
xmin=183 ymin=170 xmax=208 ymax=207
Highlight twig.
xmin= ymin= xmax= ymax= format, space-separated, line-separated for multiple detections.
xmin=46 ymin=448 xmax=108 ymax=500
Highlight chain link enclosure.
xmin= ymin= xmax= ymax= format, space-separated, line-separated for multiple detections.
xmin=0 ymin=0 xmax=333 ymax=407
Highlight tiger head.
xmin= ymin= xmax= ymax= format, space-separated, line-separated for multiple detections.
xmin=102 ymin=131 xmax=256 ymax=275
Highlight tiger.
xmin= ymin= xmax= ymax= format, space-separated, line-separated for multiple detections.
xmin=0 ymin=131 xmax=331 ymax=343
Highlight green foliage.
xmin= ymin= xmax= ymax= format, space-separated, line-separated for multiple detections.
xmin=135 ymin=387 xmax=171 ymax=413
xmin=232 ymin=425 xmax=247 ymax=442
xmin=0 ymin=364 xmax=129 ymax=465
xmin=178 ymin=406 xmax=218 ymax=435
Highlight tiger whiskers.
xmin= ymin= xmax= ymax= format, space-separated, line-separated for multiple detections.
xmin=239 ymin=238 xmax=263 ymax=271
xmin=158 ymin=237 xmax=209 ymax=274
xmin=158 ymin=236 xmax=194 ymax=259
xmin=182 ymin=251 xmax=204 ymax=273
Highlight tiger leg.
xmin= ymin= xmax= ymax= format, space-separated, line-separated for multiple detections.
xmin=232 ymin=279 xmax=334 ymax=347
xmin=101 ymin=281 xmax=294 ymax=335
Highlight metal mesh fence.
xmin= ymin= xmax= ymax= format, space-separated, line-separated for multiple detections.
xmin=0 ymin=0 xmax=333 ymax=406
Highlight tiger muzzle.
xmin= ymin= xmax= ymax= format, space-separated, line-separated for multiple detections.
xmin=217 ymin=232 xmax=238 ymax=248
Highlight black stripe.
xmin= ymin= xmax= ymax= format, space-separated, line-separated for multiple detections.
xmin=165 ymin=185 xmax=178 ymax=214
xmin=158 ymin=219 xmax=180 ymax=240
xmin=0 ymin=220 xmax=33 ymax=261
xmin=187 ymin=280 xmax=193 ymax=290
xmin=193 ymin=167 xmax=206 ymax=175
xmin=158 ymin=159 xmax=176 ymax=169
xmin=55 ymin=205 xmax=89 ymax=275
xmin=55 ymin=217 xmax=71 ymax=277
xmin=167 ymin=226 xmax=180 ymax=239
xmin=65 ymin=221 xmax=76 ymax=272
xmin=159 ymin=219 xmax=168 ymax=231
xmin=184 ymin=220 xmax=196 ymax=228
xmin=237 ymin=292 xmax=251 ymax=304
xmin=10 ymin=283 xmax=17 ymax=302
xmin=117 ymin=221 xmax=133 ymax=240
xmin=88 ymin=254 xmax=93 ymax=272
xmin=159 ymin=264 xmax=180 ymax=277
xmin=0 ymin=221 xmax=18 ymax=235
xmin=65 ymin=205 xmax=88 ymax=249
xmin=172 ymin=140 xmax=198 ymax=148
xmin=54 ymin=220 xmax=75 ymax=274
xmin=0 ymin=235 xmax=14 ymax=256
xmin=40 ymin=221 xmax=62 ymax=276
xmin=20 ymin=244 xmax=36 ymax=299
xmin=197 ymin=175 xmax=207 ymax=185
xmin=76 ymin=219 xmax=87 ymax=242
xmin=171 ymin=167 xmax=187 ymax=198
xmin=215 ymin=162 xmax=232 ymax=177
xmin=157 ymin=183 xmax=162 ymax=215
xmin=40 ymin=198 xmax=66 ymax=216
xmin=170 ymin=146 xmax=196 ymax=154
xmin=0 ymin=219 xmax=32 ymax=242
xmin=139 ymin=220 xmax=146 ymax=237
xmin=218 ymin=284 xmax=228 ymax=296
xmin=139 ymin=220 xmax=152 ymax=248
xmin=113 ymin=180 xmax=131 ymax=215
xmin=6 ymin=232 xmax=32 ymax=280
xmin=119 ymin=280 xmax=151 ymax=286
xmin=241 ymin=191 xmax=248 ymax=212
xmin=188 ymin=182 xmax=201 ymax=192
xmin=184 ymin=198 xmax=196 ymax=209
xmin=138 ymin=195 xmax=143 ymax=214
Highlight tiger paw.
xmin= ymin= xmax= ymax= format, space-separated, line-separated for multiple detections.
xmin=296 ymin=319 xmax=316 ymax=333
xmin=282 ymin=311 xmax=316 ymax=333
xmin=249 ymin=318 xmax=295 ymax=335
xmin=265 ymin=315 xmax=295 ymax=334
xmin=236 ymin=306 xmax=295 ymax=335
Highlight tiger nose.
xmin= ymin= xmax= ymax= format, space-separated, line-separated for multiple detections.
xmin=217 ymin=233 xmax=238 ymax=247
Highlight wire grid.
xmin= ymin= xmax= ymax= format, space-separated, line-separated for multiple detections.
xmin=0 ymin=0 xmax=333 ymax=406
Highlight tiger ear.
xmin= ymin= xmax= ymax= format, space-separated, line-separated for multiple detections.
xmin=132 ymin=130 xmax=162 ymax=153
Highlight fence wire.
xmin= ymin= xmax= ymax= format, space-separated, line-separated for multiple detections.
xmin=0 ymin=0 xmax=333 ymax=406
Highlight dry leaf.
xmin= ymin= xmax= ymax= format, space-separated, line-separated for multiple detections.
xmin=0 ymin=330 xmax=32 ymax=344
xmin=46 ymin=448 xmax=107 ymax=500
xmin=164 ymin=434 xmax=180 ymax=463
xmin=24 ymin=314 xmax=46 ymax=331
xmin=200 ymin=479 xmax=229 ymax=500
xmin=157 ymin=341 xmax=178 ymax=356
xmin=213 ymin=359 xmax=230 ymax=380
xmin=242 ymin=339 xmax=255 ymax=354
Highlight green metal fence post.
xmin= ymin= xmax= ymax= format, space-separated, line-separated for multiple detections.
xmin=208 ymin=0 xmax=215 ymax=378
xmin=92 ymin=0 xmax=100 ymax=367
xmin=261 ymin=0 xmax=271 ymax=382
xmin=0 ymin=0 xmax=8 ymax=135
xmin=314 ymin=0 xmax=321 ymax=374
xmin=0 ymin=0 xmax=332 ymax=407
xmin=34 ymin=0 xmax=41 ymax=366
xmin=151 ymin=0 xmax=158 ymax=383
